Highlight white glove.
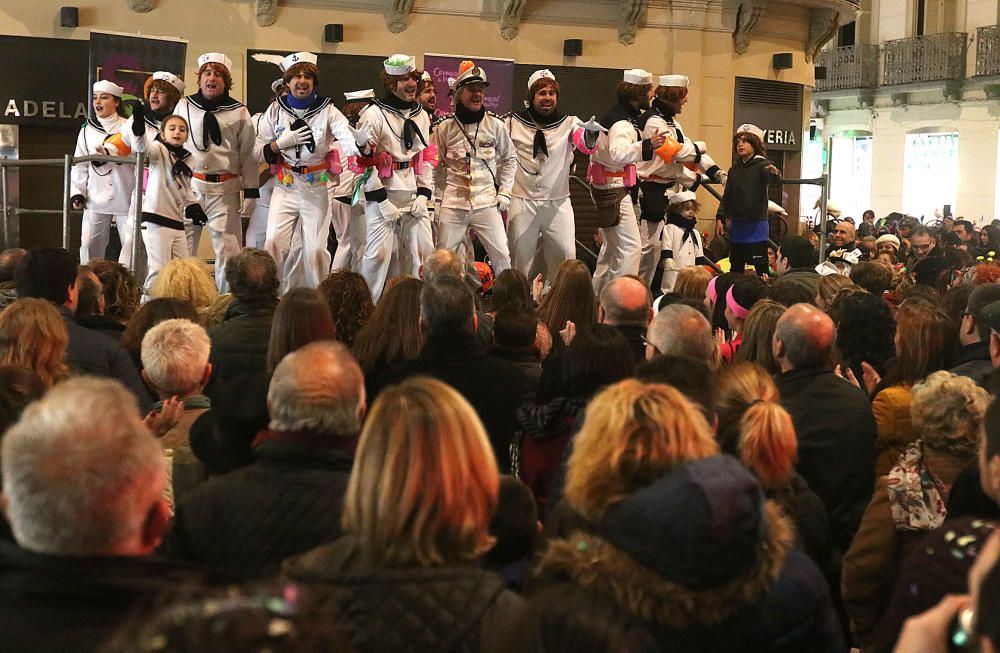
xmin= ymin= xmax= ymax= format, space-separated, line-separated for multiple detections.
xmin=580 ymin=116 xmax=607 ymax=133
xmin=410 ymin=196 xmax=429 ymax=220
xmin=662 ymin=257 xmax=678 ymax=271
xmin=275 ymin=125 xmax=312 ymax=150
xmin=377 ymin=199 xmax=401 ymax=223
xmin=240 ymin=198 xmax=256 ymax=217
xmin=497 ymin=193 xmax=511 ymax=213
xmin=717 ymin=169 xmax=729 ymax=185
xmin=694 ymin=140 xmax=707 ymax=153
xmin=352 ymin=125 xmax=374 ymax=147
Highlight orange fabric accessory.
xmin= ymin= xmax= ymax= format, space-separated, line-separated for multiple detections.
xmin=654 ymin=136 xmax=683 ymax=163
xmin=103 ymin=133 xmax=131 ymax=157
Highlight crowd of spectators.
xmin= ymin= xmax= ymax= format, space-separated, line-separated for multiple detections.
xmin=4 ymin=211 xmax=1000 ymax=651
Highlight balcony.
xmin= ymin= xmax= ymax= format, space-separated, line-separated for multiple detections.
xmin=815 ymin=45 xmax=879 ymax=91
xmin=883 ymin=32 xmax=967 ymax=86
xmin=976 ymin=25 xmax=1000 ymax=77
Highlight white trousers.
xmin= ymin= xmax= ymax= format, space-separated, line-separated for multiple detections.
xmin=142 ymin=223 xmax=189 ymax=291
xmin=507 ymin=196 xmax=575 ymax=282
xmin=329 ymin=198 xmax=354 ymax=272
xmin=264 ymin=182 xmax=330 ymax=290
xmin=80 ymin=210 xmax=124 ymax=264
xmin=247 ymin=202 xmax=269 ymax=251
xmin=592 ymin=195 xmax=641 ymax=295
xmin=437 ymin=205 xmax=511 ymax=276
xmin=190 ymin=191 xmax=243 ymax=292
xmin=361 ymin=190 xmax=434 ymax=302
xmin=117 ymin=209 xmax=147 ymax=283
xmin=637 ymin=219 xmax=665 ymax=287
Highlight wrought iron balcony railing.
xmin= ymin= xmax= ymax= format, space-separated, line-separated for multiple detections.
xmin=976 ymin=25 xmax=1000 ymax=76
xmin=815 ymin=45 xmax=879 ymax=91
xmin=883 ymin=32 xmax=967 ymax=85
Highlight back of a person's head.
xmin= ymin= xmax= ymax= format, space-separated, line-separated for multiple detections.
xmin=268 ymin=341 xmax=364 ymax=438
xmin=815 ymin=274 xmax=854 ymax=312
xmin=141 ymin=319 xmax=210 ymax=397
xmin=0 ymin=248 xmax=27 ymax=283
xmin=833 ymin=290 xmax=896 ymax=376
xmin=599 ymin=276 xmax=651 ymax=326
xmin=895 ymin=299 xmax=956 ymax=385
xmin=566 ymin=378 xmax=719 ymax=522
xmin=850 ymin=261 xmax=893 ymax=295
xmin=773 ymin=303 xmax=836 ymax=369
xmin=539 ymin=259 xmax=596 ymax=336
xmin=0 ymin=297 xmax=69 ymax=388
xmin=968 ymin=284 xmax=1000 ymax=342
xmin=0 ymin=366 xmax=45 ymax=437
xmin=715 ymin=362 xmax=779 ymax=453
xmin=485 ymin=475 xmax=538 ymax=568
xmin=318 ymin=270 xmax=374 ymax=348
xmin=89 ymin=259 xmax=141 ymax=322
xmin=151 ymin=257 xmax=218 ymax=309
xmin=493 ymin=309 xmax=537 ymax=350
xmin=491 ymin=268 xmax=533 ymax=315
xmin=352 ymin=277 xmax=423 ymax=373
xmin=646 ymin=303 xmax=714 ymax=363
xmin=422 ymin=248 xmax=464 ymax=282
xmin=710 ymin=272 xmax=743 ymax=332
xmin=734 ymin=300 xmax=786 ymax=374
xmin=225 ymin=248 xmax=279 ymax=304
xmin=420 ymin=275 xmax=475 ymax=339
xmin=560 ymin=323 xmax=636 ymax=398
xmin=911 ymin=370 xmax=988 ymax=456
xmin=738 ymin=400 xmax=797 ymax=489
xmin=267 ymin=287 xmax=337 ymax=374
xmin=74 ymin=266 xmax=102 ymax=317
xmin=14 ymin=247 xmax=75 ymax=305
xmin=634 ymin=354 xmax=716 ymax=423
xmin=779 ymin=235 xmax=816 ymax=270
xmin=343 ymin=376 xmax=498 ymax=567
xmin=122 ymin=297 xmax=200 ymax=362
xmin=673 ymin=266 xmax=712 ymax=301
xmin=726 ymin=275 xmax=768 ymax=324
xmin=2 ymin=377 xmax=164 ymax=555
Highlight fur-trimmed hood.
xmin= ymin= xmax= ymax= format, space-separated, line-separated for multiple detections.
xmin=535 ymin=500 xmax=795 ymax=629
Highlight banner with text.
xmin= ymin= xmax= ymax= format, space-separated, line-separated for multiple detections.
xmin=0 ymin=36 xmax=89 ymax=126
xmin=422 ymin=54 xmax=514 ymax=117
xmin=88 ymin=31 xmax=187 ymax=107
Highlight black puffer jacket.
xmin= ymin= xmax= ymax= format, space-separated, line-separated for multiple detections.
xmin=716 ymin=154 xmax=776 ymax=223
xmin=284 ymin=536 xmax=523 ymax=653
xmin=207 ymin=298 xmax=276 ymax=387
xmin=162 ymin=430 xmax=354 ymax=579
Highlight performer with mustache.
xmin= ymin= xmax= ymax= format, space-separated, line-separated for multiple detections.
xmin=255 ymin=52 xmax=372 ymax=289
xmin=504 ymin=69 xmax=604 ymax=282
xmin=174 ymin=52 xmax=258 ymax=291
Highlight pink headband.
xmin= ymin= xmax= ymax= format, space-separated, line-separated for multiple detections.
xmin=707 ymin=275 xmax=719 ymax=304
xmin=726 ymin=285 xmax=751 ymax=320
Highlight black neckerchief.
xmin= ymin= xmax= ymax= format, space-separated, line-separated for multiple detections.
xmin=599 ymin=100 xmax=641 ymax=131
xmin=190 ymin=91 xmax=235 ymax=147
xmin=378 ymin=94 xmax=427 ymax=150
xmin=523 ymin=105 xmax=565 ymax=158
xmin=652 ymin=98 xmax=676 ymax=122
xmin=455 ymin=103 xmax=486 ymax=125
xmin=156 ymin=134 xmax=193 ymax=179
xmin=667 ymin=212 xmax=698 ymax=245
xmin=151 ymin=105 xmax=173 ymax=122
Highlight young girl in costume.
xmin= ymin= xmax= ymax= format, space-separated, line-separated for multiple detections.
xmin=130 ymin=113 xmax=208 ymax=291
xmin=660 ymin=189 xmax=709 ymax=292
xmin=714 ymin=124 xmax=779 ymax=276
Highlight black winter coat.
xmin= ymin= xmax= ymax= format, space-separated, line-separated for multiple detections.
xmin=207 ymin=298 xmax=276 ymax=387
xmin=284 ymin=536 xmax=523 ymax=653
xmin=716 ymin=154 xmax=776 ymax=223
xmin=163 ymin=430 xmax=354 ymax=579
xmin=776 ymin=365 xmax=877 ymax=559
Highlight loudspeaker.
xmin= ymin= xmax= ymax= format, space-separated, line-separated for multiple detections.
xmin=814 ymin=65 xmax=827 ymax=80
xmin=563 ymin=39 xmax=583 ymax=57
xmin=324 ymin=23 xmax=344 ymax=43
xmin=772 ymin=52 xmax=793 ymax=70
xmin=59 ymin=6 xmax=79 ymax=28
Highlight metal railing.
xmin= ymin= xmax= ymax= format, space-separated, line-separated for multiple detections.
xmin=816 ymin=45 xmax=880 ymax=91
xmin=0 ymin=152 xmax=145 ymax=264
xmin=883 ymin=32 xmax=967 ymax=85
xmin=976 ymin=25 xmax=1000 ymax=76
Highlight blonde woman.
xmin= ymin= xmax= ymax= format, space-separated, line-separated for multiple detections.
xmin=0 ymin=299 xmax=69 ymax=388
xmin=843 ymin=371 xmax=990 ymax=649
xmin=284 ymin=376 xmax=521 ymax=651
xmin=813 ymin=274 xmax=854 ymax=313
xmin=715 ymin=362 xmax=830 ymax=568
xmin=536 ymin=377 xmax=844 ymax=651
xmin=149 ymin=257 xmax=218 ymax=323
xmin=672 ymin=265 xmax=712 ymax=302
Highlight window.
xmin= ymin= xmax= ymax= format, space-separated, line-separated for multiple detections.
xmin=838 ymin=21 xmax=856 ymax=47
xmin=902 ymin=131 xmax=958 ymax=220
xmin=829 ymin=135 xmax=873 ymax=222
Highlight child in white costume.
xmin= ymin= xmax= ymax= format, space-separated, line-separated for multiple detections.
xmin=660 ymin=190 xmax=709 ymax=292
xmin=129 ymin=114 xmax=208 ymax=290
xmin=71 ymin=80 xmax=135 ymax=264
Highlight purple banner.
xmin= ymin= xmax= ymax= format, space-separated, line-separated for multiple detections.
xmin=422 ymin=54 xmax=514 ymax=117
